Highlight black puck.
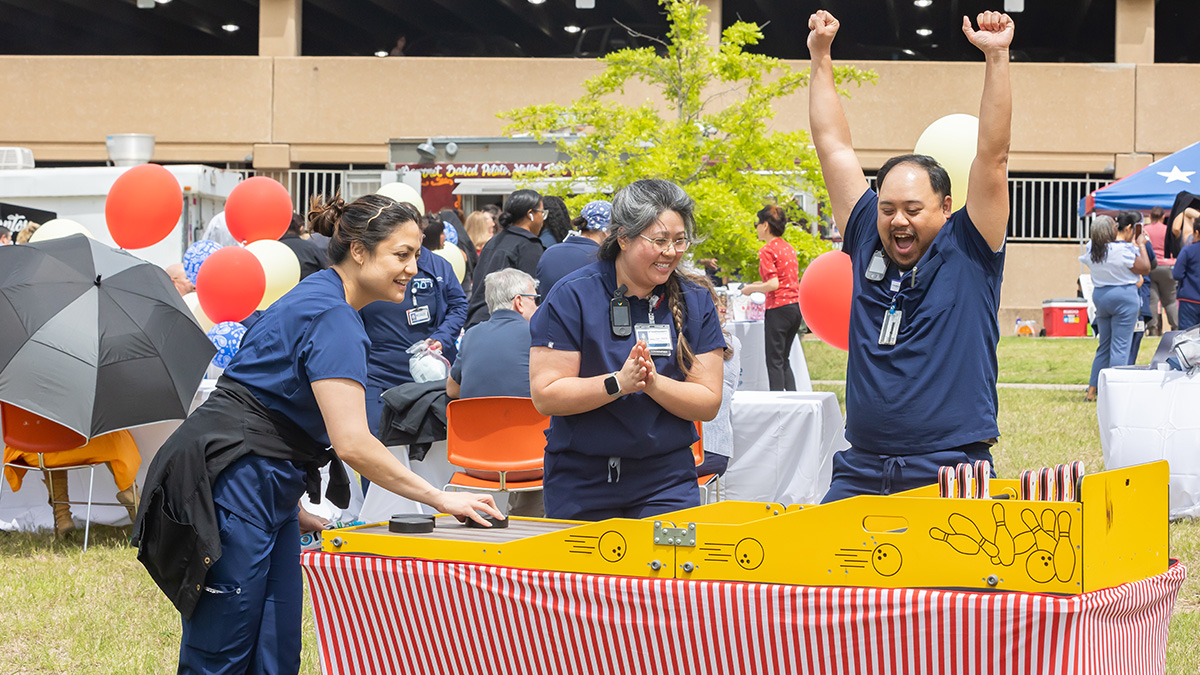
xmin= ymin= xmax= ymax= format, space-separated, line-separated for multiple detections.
xmin=465 ymin=513 xmax=509 ymax=529
xmin=388 ymin=514 xmax=435 ymax=534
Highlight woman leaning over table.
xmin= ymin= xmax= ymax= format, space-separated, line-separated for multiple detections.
xmin=133 ymin=194 xmax=499 ymax=675
xmin=1080 ymin=214 xmax=1151 ymax=402
xmin=529 ymin=179 xmax=725 ymax=521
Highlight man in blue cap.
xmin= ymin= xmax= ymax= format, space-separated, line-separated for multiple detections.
xmin=536 ymin=200 xmax=612 ymax=295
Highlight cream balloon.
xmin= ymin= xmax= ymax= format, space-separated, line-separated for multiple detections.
xmin=913 ymin=113 xmax=979 ymax=212
xmin=433 ymin=244 xmax=467 ymax=283
xmin=244 ymin=239 xmax=301 ymax=310
xmin=183 ymin=292 xmax=216 ymax=332
xmin=376 ymin=181 xmax=426 ymax=215
xmin=28 ymin=218 xmax=94 ymax=242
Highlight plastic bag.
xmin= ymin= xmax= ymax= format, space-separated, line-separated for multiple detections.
xmin=407 ymin=340 xmax=451 ymax=383
xmin=1170 ymin=326 xmax=1200 ymax=372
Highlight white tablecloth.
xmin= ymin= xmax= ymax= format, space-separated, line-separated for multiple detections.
xmin=1099 ymin=367 xmax=1200 ymax=518
xmin=728 ymin=321 xmax=812 ymax=392
xmin=723 ymin=391 xmax=847 ymax=505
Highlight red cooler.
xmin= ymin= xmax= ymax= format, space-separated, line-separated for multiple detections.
xmin=1042 ymin=299 xmax=1089 ymax=337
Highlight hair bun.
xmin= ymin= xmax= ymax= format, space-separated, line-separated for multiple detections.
xmin=308 ymin=195 xmax=347 ymax=238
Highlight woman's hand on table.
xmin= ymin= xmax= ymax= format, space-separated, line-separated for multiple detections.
xmin=298 ymin=507 xmax=330 ymax=535
xmin=435 ymin=491 xmax=504 ymax=526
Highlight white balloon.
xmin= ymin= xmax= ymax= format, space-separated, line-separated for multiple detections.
xmin=914 ymin=113 xmax=979 ymax=212
xmin=29 ymin=218 xmax=94 ymax=243
xmin=245 ymin=239 xmax=301 ymax=310
xmin=376 ymin=182 xmax=426 ymax=216
xmin=183 ymin=292 xmax=215 ymax=332
xmin=433 ymin=243 xmax=467 ymax=283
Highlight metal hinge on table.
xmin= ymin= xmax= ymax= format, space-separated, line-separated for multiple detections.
xmin=653 ymin=521 xmax=697 ymax=547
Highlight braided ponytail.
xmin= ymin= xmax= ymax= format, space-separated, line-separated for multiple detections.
xmin=665 ymin=273 xmax=696 ymax=375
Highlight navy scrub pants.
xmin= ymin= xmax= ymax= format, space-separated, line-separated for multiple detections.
xmin=543 ymin=449 xmax=700 ymax=521
xmin=820 ymin=443 xmax=995 ymax=503
xmin=179 ymin=505 xmax=303 ymax=675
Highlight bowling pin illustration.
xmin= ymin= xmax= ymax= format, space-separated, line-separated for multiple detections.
xmin=992 ymin=502 xmax=1015 ymax=566
xmin=1021 ymin=508 xmax=1056 ymax=551
xmin=948 ymin=513 xmax=999 ymax=558
xmin=1053 ymin=511 xmax=1076 ymax=582
xmin=929 ymin=527 xmax=981 ymax=555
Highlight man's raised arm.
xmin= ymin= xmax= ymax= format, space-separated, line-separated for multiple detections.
xmin=807 ymin=10 xmax=869 ymax=230
xmin=963 ymin=11 xmax=1015 ymax=252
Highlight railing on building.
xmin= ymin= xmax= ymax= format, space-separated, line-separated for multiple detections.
xmin=240 ymin=169 xmax=1110 ymax=244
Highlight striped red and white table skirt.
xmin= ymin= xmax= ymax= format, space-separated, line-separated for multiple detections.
xmin=301 ymin=552 xmax=1186 ymax=675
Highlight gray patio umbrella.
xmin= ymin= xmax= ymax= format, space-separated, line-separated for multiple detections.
xmin=0 ymin=234 xmax=215 ymax=438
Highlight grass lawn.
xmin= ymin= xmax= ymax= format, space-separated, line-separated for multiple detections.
xmin=1 ymin=335 xmax=1194 ymax=673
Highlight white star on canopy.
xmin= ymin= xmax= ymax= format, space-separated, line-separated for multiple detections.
xmin=1157 ymin=165 xmax=1195 ymax=184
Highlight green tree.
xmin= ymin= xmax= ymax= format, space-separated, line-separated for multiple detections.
xmin=501 ymin=0 xmax=875 ymax=279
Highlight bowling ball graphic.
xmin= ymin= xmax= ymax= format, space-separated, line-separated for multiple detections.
xmin=1026 ymin=549 xmax=1056 ymax=583
xmin=735 ymin=538 xmax=765 ymax=570
xmin=599 ymin=531 xmax=627 ymax=563
xmin=871 ymin=543 xmax=903 ymax=577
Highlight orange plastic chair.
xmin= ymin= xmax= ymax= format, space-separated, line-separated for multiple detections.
xmin=444 ymin=397 xmax=549 ymax=496
xmin=692 ymin=422 xmax=720 ymax=504
xmin=0 ymin=402 xmax=138 ymax=551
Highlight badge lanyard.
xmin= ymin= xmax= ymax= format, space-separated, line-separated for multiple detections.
xmin=879 ymin=265 xmax=917 ymax=346
xmin=635 ymin=294 xmax=673 ymax=357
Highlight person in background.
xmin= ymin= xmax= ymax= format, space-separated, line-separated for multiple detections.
xmin=738 ymin=205 xmax=803 ymax=391
xmin=280 ymin=212 xmax=328 ymax=279
xmin=1080 ymin=215 xmax=1151 ymax=401
xmin=1144 ymin=206 xmax=1178 ymax=335
xmin=464 ymin=210 xmax=495 ymax=255
xmin=201 ymin=211 xmax=239 ymax=248
xmin=389 ymin=33 xmax=407 ymax=56
xmin=536 ymin=200 xmax=611 ymax=294
xmin=0 ymin=226 xmax=10 ymax=245
xmin=697 ymin=275 xmax=739 ymax=480
xmin=15 ymin=223 xmax=39 ymax=244
xmin=133 ymin=194 xmax=497 ymax=674
xmin=422 ymin=214 xmax=446 ymax=252
xmin=165 ymin=263 xmax=194 ymax=296
xmin=439 ymin=207 xmax=477 ymax=287
xmin=360 ymin=213 xmax=467 ymax=439
xmin=447 ymin=268 xmax=543 ymax=516
xmin=1173 ymin=232 xmax=1200 ymax=330
xmin=1117 ymin=211 xmax=1156 ymax=364
xmin=539 ymin=195 xmax=572 ymax=249
xmin=481 ymin=203 xmax=503 ymax=236
xmin=529 ymin=179 xmax=724 ymax=521
xmin=464 ymin=189 xmax=546 ymax=329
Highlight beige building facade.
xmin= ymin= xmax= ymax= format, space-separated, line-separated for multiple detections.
xmin=1 ymin=0 xmax=1194 ymax=332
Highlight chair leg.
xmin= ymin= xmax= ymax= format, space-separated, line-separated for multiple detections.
xmin=83 ymin=465 xmax=95 ymax=553
xmin=43 ymin=471 xmax=76 ymax=538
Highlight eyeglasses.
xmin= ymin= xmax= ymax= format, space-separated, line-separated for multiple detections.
xmin=517 ymin=293 xmax=541 ymax=304
xmin=639 ymin=234 xmax=691 ymax=254
xmin=531 ymin=209 xmax=546 ymax=215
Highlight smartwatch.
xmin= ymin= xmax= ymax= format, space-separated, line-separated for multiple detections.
xmin=604 ymin=373 xmax=621 ymax=396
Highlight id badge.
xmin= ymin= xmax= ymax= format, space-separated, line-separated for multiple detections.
xmin=406 ymin=305 xmax=431 ymax=326
xmin=1135 ymin=319 xmax=1146 ymax=333
xmin=878 ymin=308 xmax=902 ymax=346
xmin=635 ymin=323 xmax=673 ymax=357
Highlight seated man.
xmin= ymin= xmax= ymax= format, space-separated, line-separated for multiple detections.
xmin=808 ymin=9 xmax=1014 ymax=500
xmin=448 ymin=268 xmax=543 ymax=516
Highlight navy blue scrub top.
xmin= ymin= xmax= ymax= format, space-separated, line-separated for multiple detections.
xmin=843 ymin=190 xmax=1005 ymax=455
xmin=529 ymin=259 xmax=725 ymax=459
xmin=361 ymin=247 xmax=467 ymax=385
xmin=536 ymin=235 xmax=601 ymax=296
xmin=225 ymin=267 xmax=370 ymax=448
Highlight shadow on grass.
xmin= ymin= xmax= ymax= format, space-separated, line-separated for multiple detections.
xmin=0 ymin=524 xmax=133 ymax=556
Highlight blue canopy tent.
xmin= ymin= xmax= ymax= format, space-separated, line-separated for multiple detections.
xmin=1079 ymin=141 xmax=1200 ymax=216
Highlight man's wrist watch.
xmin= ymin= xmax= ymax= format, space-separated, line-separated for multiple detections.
xmin=604 ymin=372 xmax=621 ymax=396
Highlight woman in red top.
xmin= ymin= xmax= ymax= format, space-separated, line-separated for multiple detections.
xmin=741 ymin=204 xmax=803 ymax=390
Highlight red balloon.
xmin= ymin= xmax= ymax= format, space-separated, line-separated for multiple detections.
xmin=195 ymin=247 xmax=266 ymax=323
xmin=105 ymin=164 xmax=183 ymax=249
xmin=224 ymin=176 xmax=293 ymax=244
xmin=798 ymin=251 xmax=853 ymax=351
